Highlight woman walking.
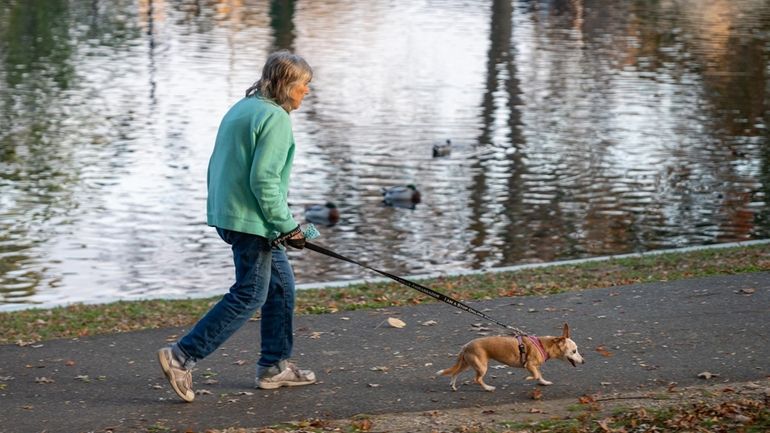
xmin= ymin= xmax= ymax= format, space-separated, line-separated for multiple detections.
xmin=158 ymin=51 xmax=314 ymax=402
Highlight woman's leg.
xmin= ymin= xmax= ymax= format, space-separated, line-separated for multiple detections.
xmin=176 ymin=229 xmax=272 ymax=366
xmin=257 ymin=248 xmax=296 ymax=367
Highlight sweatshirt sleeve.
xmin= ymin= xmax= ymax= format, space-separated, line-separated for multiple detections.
xmin=249 ymin=112 xmax=298 ymax=234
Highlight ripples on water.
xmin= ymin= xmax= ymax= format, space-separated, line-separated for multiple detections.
xmin=0 ymin=0 xmax=768 ymax=310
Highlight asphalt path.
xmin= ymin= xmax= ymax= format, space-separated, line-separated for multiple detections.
xmin=1 ymin=272 xmax=768 ymax=433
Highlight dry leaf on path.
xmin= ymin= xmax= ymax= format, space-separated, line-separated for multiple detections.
xmin=595 ymin=345 xmax=613 ymax=357
xmin=387 ymin=317 xmax=406 ymax=328
xmin=698 ymin=371 xmax=719 ymax=379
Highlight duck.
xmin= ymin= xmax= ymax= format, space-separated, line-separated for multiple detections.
xmin=432 ymin=139 xmax=451 ymax=157
xmin=382 ymin=184 xmax=421 ymax=205
xmin=304 ymin=202 xmax=340 ymax=226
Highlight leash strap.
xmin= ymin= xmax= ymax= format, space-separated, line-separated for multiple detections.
xmin=304 ymin=241 xmax=527 ymax=335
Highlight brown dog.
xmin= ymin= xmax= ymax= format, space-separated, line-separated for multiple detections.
xmin=437 ymin=323 xmax=584 ymax=391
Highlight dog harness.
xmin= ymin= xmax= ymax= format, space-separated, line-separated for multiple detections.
xmin=517 ymin=335 xmax=549 ymax=366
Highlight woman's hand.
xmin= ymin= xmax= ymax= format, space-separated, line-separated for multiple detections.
xmin=271 ymin=225 xmax=305 ymax=249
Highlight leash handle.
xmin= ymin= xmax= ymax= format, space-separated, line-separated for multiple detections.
xmin=304 ymin=241 xmax=527 ymax=335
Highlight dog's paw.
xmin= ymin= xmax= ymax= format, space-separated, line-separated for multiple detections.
xmin=483 ymin=385 xmax=496 ymax=392
xmin=538 ymin=379 xmax=553 ymax=386
xmin=525 ymin=376 xmax=535 ymax=381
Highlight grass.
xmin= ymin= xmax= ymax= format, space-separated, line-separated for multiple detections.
xmin=1 ymin=243 xmax=768 ymax=345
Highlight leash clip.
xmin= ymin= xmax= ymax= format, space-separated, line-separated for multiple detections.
xmin=516 ymin=335 xmax=527 ymax=367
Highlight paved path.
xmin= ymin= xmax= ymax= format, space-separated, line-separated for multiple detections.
xmin=1 ymin=273 xmax=768 ymax=433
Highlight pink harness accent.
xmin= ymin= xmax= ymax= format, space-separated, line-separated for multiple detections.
xmin=517 ymin=335 xmax=549 ymax=364
xmin=529 ymin=336 xmax=549 ymax=361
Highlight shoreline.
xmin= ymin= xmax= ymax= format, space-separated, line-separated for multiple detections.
xmin=3 ymin=238 xmax=768 ymax=313
xmin=1 ymin=240 xmax=768 ymax=344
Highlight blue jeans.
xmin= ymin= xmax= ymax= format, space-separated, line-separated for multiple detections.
xmin=175 ymin=228 xmax=295 ymax=369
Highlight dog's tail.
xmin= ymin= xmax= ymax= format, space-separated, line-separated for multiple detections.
xmin=436 ymin=348 xmax=467 ymax=376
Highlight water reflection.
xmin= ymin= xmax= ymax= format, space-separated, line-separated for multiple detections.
xmin=0 ymin=0 xmax=768 ymax=310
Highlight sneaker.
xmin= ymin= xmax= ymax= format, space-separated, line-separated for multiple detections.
xmin=256 ymin=360 xmax=316 ymax=389
xmin=157 ymin=347 xmax=195 ymax=402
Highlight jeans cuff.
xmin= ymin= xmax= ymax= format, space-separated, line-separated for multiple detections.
xmin=171 ymin=343 xmax=196 ymax=370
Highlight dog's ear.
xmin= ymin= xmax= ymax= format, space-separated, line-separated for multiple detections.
xmin=562 ymin=323 xmax=570 ymax=339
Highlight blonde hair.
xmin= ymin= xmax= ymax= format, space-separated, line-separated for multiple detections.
xmin=245 ymin=51 xmax=313 ymax=112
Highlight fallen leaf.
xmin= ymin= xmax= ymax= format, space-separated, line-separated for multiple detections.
xmin=739 ymin=288 xmax=756 ymax=295
xmin=421 ymin=320 xmax=438 ymax=326
xmin=309 ymin=332 xmax=324 ymax=339
xmin=530 ymin=388 xmax=542 ymax=400
xmin=528 ymin=407 xmax=544 ymax=413
xmin=233 ymin=360 xmax=246 ymax=366
xmin=74 ymin=375 xmax=91 ymax=382
xmin=370 ymin=366 xmax=389 ymax=372
xmin=596 ymin=418 xmax=612 ymax=432
xmin=698 ymin=371 xmax=719 ymax=380
xmin=482 ymin=409 xmax=495 ymax=414
xmin=387 ymin=317 xmax=406 ymax=328
xmin=578 ymin=394 xmax=596 ymax=404
xmin=236 ymin=391 xmax=254 ymax=396
xmin=64 ymin=360 xmax=76 ymax=367
xmin=196 ymin=389 xmax=212 ymax=395
xmin=367 ymin=383 xmax=381 ymax=388
xmin=35 ymin=377 xmax=54 ymax=384
xmin=595 ymin=345 xmax=613 ymax=357
xmin=352 ymin=419 xmax=373 ymax=431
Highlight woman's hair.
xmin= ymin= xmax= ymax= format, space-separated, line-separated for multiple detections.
xmin=245 ymin=51 xmax=313 ymax=112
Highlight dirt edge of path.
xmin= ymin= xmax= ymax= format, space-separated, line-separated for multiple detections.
xmin=211 ymin=379 xmax=769 ymax=433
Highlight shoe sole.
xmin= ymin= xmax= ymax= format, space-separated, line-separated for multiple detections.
xmin=257 ymin=378 xmax=316 ymax=390
xmin=157 ymin=349 xmax=195 ymax=402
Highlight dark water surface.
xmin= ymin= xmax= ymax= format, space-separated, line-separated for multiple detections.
xmin=1 ymin=0 xmax=769 ymax=310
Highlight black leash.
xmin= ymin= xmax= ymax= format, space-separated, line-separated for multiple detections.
xmin=304 ymin=241 xmax=528 ymax=336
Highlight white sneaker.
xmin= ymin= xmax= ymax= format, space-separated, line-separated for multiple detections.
xmin=256 ymin=361 xmax=316 ymax=389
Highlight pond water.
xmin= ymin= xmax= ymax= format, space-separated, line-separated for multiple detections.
xmin=1 ymin=0 xmax=769 ymax=310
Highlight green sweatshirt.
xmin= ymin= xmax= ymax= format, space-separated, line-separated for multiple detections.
xmin=206 ymin=95 xmax=298 ymax=239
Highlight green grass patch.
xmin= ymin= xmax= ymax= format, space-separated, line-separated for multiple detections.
xmin=1 ymin=243 xmax=768 ymax=344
